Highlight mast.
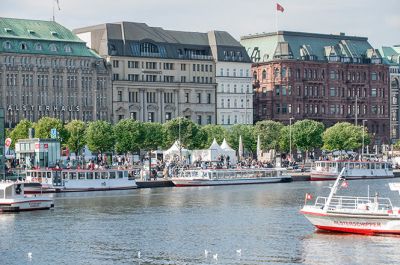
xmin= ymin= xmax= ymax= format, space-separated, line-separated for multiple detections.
xmin=324 ymin=168 xmax=346 ymax=212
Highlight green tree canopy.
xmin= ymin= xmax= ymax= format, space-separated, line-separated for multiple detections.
xmin=113 ymin=119 xmax=143 ymax=153
xmin=10 ymin=119 xmax=33 ymax=148
xmin=65 ymin=120 xmax=86 ymax=154
xmin=200 ymin=124 xmax=228 ymax=149
xmin=278 ymin=126 xmax=291 ymax=152
xmin=227 ymin=124 xmax=256 ymax=154
xmin=85 ymin=120 xmax=115 ymax=153
xmin=163 ymin=118 xmax=203 ymax=149
xmin=34 ymin=117 xmax=68 ymax=144
xmin=142 ymin=122 xmax=164 ymax=150
xmin=254 ymin=120 xmax=284 ymax=151
xmin=292 ymin=119 xmax=325 ymax=152
xmin=323 ymin=122 xmax=370 ymax=151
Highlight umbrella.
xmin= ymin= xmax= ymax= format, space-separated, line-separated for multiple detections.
xmin=238 ymin=135 xmax=243 ymax=159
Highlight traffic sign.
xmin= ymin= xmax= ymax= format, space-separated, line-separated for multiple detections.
xmin=50 ymin=128 xmax=57 ymax=139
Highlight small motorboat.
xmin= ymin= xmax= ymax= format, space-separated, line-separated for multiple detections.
xmin=0 ymin=181 xmax=54 ymax=212
xmin=301 ymin=168 xmax=400 ymax=235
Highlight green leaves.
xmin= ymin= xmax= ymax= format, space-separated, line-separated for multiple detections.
xmin=65 ymin=120 xmax=86 ymax=154
xmin=85 ymin=120 xmax=115 ymax=153
xmin=292 ymin=120 xmax=324 ymax=152
xmin=34 ymin=117 xmax=67 ymax=143
xmin=254 ymin=120 xmax=284 ymax=151
xmin=10 ymin=119 xmax=32 ymax=148
xmin=323 ymin=122 xmax=370 ymax=151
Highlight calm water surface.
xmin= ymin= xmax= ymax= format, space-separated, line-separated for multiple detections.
xmin=1 ymin=179 xmax=400 ymax=265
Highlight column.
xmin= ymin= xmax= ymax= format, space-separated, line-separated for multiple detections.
xmin=77 ymin=69 xmax=82 ymax=120
xmin=158 ymin=89 xmax=163 ymax=123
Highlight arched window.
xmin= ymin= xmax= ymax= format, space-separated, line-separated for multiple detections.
xmin=20 ymin=42 xmax=28 ymax=50
xmin=140 ymin=42 xmax=159 ymax=54
xmin=253 ymin=71 xmax=258 ymax=81
xmin=35 ymin=43 xmax=42 ymax=51
xmin=64 ymin=45 xmax=72 ymax=53
xmin=262 ymin=69 xmax=267 ymax=80
xmin=3 ymin=41 xmax=12 ymax=50
xmin=49 ymin=43 xmax=58 ymax=52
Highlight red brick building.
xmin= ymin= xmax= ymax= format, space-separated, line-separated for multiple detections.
xmin=241 ymin=31 xmax=390 ymax=144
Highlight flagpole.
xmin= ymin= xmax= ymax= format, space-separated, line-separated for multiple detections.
xmin=275 ymin=5 xmax=278 ymax=32
xmin=52 ymin=0 xmax=55 ymax=21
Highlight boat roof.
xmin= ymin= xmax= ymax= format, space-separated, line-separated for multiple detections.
xmin=26 ymin=168 xmax=130 ymax=172
xmin=184 ymin=168 xmax=286 ymax=172
xmin=0 ymin=181 xmax=22 ymax=189
xmin=316 ymin=160 xmax=389 ymax=163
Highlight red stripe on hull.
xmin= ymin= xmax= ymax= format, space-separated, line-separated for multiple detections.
xmin=0 ymin=200 xmax=52 ymax=205
xmin=24 ymin=186 xmax=137 ymax=194
xmin=0 ymin=207 xmax=52 ymax=212
xmin=310 ymin=176 xmax=395 ymax=181
xmin=173 ymin=180 xmax=287 ymax=187
xmin=315 ymin=225 xmax=400 ymax=235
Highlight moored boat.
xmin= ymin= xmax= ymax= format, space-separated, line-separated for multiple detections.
xmin=301 ymin=168 xmax=400 ymax=235
xmin=310 ymin=160 xmax=393 ymax=181
xmin=171 ymin=168 xmax=292 ymax=187
xmin=0 ymin=182 xmax=54 ymax=212
xmin=24 ymin=168 xmax=137 ymax=193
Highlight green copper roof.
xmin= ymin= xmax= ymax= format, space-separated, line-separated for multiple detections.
xmin=0 ymin=17 xmax=100 ymax=58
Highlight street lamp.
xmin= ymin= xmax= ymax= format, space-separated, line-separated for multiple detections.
xmin=362 ymin=119 xmax=367 ymax=160
xmin=289 ymin=117 xmax=294 ymax=162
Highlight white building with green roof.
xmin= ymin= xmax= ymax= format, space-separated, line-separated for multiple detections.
xmin=0 ymin=17 xmax=112 ymax=127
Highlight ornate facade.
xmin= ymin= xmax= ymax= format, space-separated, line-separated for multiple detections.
xmin=0 ymin=18 xmax=112 ymax=128
xmin=241 ymin=31 xmax=390 ymax=144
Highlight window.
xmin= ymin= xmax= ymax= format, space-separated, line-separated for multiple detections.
xmin=148 ymin=112 xmax=155 ymax=122
xmin=129 ymin=91 xmax=138 ymax=103
xmin=371 ymin=88 xmax=377 ymax=97
xmin=112 ymin=60 xmax=119 ymax=68
xmin=197 ymin=93 xmax=201 ymax=103
xmin=330 ymin=87 xmax=336 ymax=97
xmin=329 ymin=70 xmax=336 ymax=80
xmin=128 ymin=61 xmax=139 ymax=68
xmin=276 ymin=104 xmax=281 ymax=114
xmin=128 ymin=74 xmax=139 ymax=81
xmin=20 ymin=42 xmax=28 ymax=50
xmin=164 ymin=92 xmax=173 ymax=103
xmin=181 ymin=64 xmax=186 ymax=71
xmin=193 ymin=64 xmax=196 ymax=71
xmin=181 ymin=76 xmax=186 ymax=82
xmin=207 ymin=115 xmax=212 ymax=124
xmin=197 ymin=115 xmax=202 ymax=125
xmin=49 ymin=44 xmax=57 ymax=52
xmin=113 ymin=74 xmax=119 ymax=80
xmin=3 ymin=41 xmax=12 ymax=50
xmin=185 ymin=92 xmax=189 ymax=103
xmin=282 ymin=86 xmax=287 ymax=96
xmin=64 ymin=45 xmax=72 ymax=53
xmin=165 ymin=112 xmax=172 ymax=121
xmin=117 ymin=91 xmax=123 ymax=102
xmin=34 ymin=43 xmax=42 ymax=51
xmin=118 ymin=115 xmax=124 ymax=120
xmin=146 ymin=92 xmax=156 ymax=103
xmin=371 ymin=72 xmax=377 ymax=81
xmin=262 ymin=69 xmax=267 ymax=80
xmin=130 ymin=112 xmax=137 ymax=120
xmin=207 ymin=93 xmax=211 ymax=104
xmin=276 ymin=86 xmax=280 ymax=96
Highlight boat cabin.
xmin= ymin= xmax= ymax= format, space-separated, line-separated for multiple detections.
xmin=314 ymin=161 xmax=392 ymax=173
xmin=180 ymin=168 xmax=286 ymax=180
xmin=0 ymin=182 xmax=25 ymax=198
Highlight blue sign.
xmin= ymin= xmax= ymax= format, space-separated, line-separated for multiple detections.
xmin=50 ymin=128 xmax=57 ymax=139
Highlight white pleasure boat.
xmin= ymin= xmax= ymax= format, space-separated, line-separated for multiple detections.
xmin=0 ymin=182 xmax=54 ymax=212
xmin=310 ymin=160 xmax=393 ymax=181
xmin=301 ymin=168 xmax=400 ymax=235
xmin=24 ymin=168 xmax=137 ymax=193
xmin=171 ymin=168 xmax=292 ymax=187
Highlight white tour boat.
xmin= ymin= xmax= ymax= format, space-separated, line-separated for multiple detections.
xmin=0 ymin=182 xmax=54 ymax=212
xmin=171 ymin=168 xmax=292 ymax=187
xmin=24 ymin=168 xmax=137 ymax=193
xmin=301 ymin=168 xmax=400 ymax=235
xmin=310 ymin=160 xmax=393 ymax=181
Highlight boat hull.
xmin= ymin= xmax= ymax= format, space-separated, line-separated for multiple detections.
xmin=0 ymin=199 xmax=54 ymax=212
xmin=172 ymin=177 xmax=292 ymax=187
xmin=310 ymin=173 xmax=394 ymax=181
xmin=301 ymin=209 xmax=400 ymax=235
xmin=24 ymin=184 xmax=138 ymax=194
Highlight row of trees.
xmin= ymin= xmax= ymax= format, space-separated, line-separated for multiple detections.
xmin=8 ymin=117 xmax=370 ymax=155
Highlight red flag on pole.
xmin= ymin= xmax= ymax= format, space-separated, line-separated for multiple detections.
xmin=276 ymin=3 xmax=284 ymax=12
xmin=341 ymin=181 xmax=349 ymax=188
xmin=305 ymin=193 xmax=312 ymax=200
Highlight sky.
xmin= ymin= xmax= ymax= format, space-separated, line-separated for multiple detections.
xmin=2 ymin=0 xmax=399 ymax=48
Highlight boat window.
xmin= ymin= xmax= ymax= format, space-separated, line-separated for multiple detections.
xmin=95 ymin=172 xmax=101 ymax=179
xmin=5 ymin=186 xmax=12 ymax=198
xmin=70 ymin=172 xmax=77 ymax=180
xmin=101 ymin=172 xmax=107 ymax=179
xmin=118 ymin=171 xmax=124 ymax=178
xmin=87 ymin=172 xmax=94 ymax=179
xmin=348 ymin=163 xmax=354 ymax=169
xmin=123 ymin=171 xmax=128 ymax=178
xmin=376 ymin=163 xmax=381 ymax=169
xmin=47 ymin=172 xmax=52 ymax=178
xmin=354 ymin=163 xmax=360 ymax=169
xmin=109 ymin=172 xmax=116 ymax=179
xmin=62 ymin=172 xmax=68 ymax=180
xmin=0 ymin=189 xmax=4 ymax=199
xmin=78 ymin=172 xmax=86 ymax=179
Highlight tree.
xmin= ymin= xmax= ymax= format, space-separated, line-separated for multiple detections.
xmin=142 ymin=122 xmax=164 ymax=150
xmin=254 ymin=120 xmax=284 ymax=151
xmin=9 ymin=119 xmax=33 ymax=148
xmin=65 ymin=120 xmax=86 ymax=155
xmin=227 ymin=124 xmax=256 ymax=154
xmin=323 ymin=122 xmax=370 ymax=151
xmin=163 ymin=118 xmax=203 ymax=149
xmin=34 ymin=117 xmax=68 ymax=144
xmin=113 ymin=119 xmax=143 ymax=153
xmin=278 ymin=126 xmax=291 ymax=153
xmin=292 ymin=120 xmax=324 ymax=160
xmin=200 ymin=124 xmax=228 ymax=148
xmin=85 ymin=120 xmax=115 ymax=153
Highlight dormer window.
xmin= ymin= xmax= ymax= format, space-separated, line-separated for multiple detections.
xmin=35 ymin=43 xmax=42 ymax=51
xmin=4 ymin=28 xmax=12 ymax=33
xmin=20 ymin=42 xmax=28 ymax=50
xmin=51 ymin=31 xmax=59 ymax=37
xmin=28 ymin=29 xmax=35 ymax=34
xmin=64 ymin=45 xmax=72 ymax=53
xmin=3 ymin=41 xmax=12 ymax=50
xmin=49 ymin=43 xmax=58 ymax=52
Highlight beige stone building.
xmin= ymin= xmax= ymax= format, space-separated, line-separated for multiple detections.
xmin=75 ymin=22 xmax=216 ymax=124
xmin=0 ymin=18 xmax=112 ymax=128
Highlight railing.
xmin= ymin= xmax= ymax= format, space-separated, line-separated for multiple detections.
xmin=315 ymin=195 xmax=393 ymax=211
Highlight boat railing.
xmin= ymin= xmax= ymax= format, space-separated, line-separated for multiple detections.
xmin=314 ymin=195 xmax=393 ymax=212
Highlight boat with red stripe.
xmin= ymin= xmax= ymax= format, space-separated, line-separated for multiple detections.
xmin=301 ymin=168 xmax=400 ymax=235
xmin=0 ymin=181 xmax=54 ymax=212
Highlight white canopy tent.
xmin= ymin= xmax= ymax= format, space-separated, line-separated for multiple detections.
xmin=163 ymin=140 xmax=190 ymax=162
xmin=220 ymin=138 xmax=237 ymax=165
xmin=192 ymin=138 xmax=237 ymax=165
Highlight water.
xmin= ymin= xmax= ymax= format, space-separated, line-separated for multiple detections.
xmin=1 ymin=179 xmax=400 ymax=265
